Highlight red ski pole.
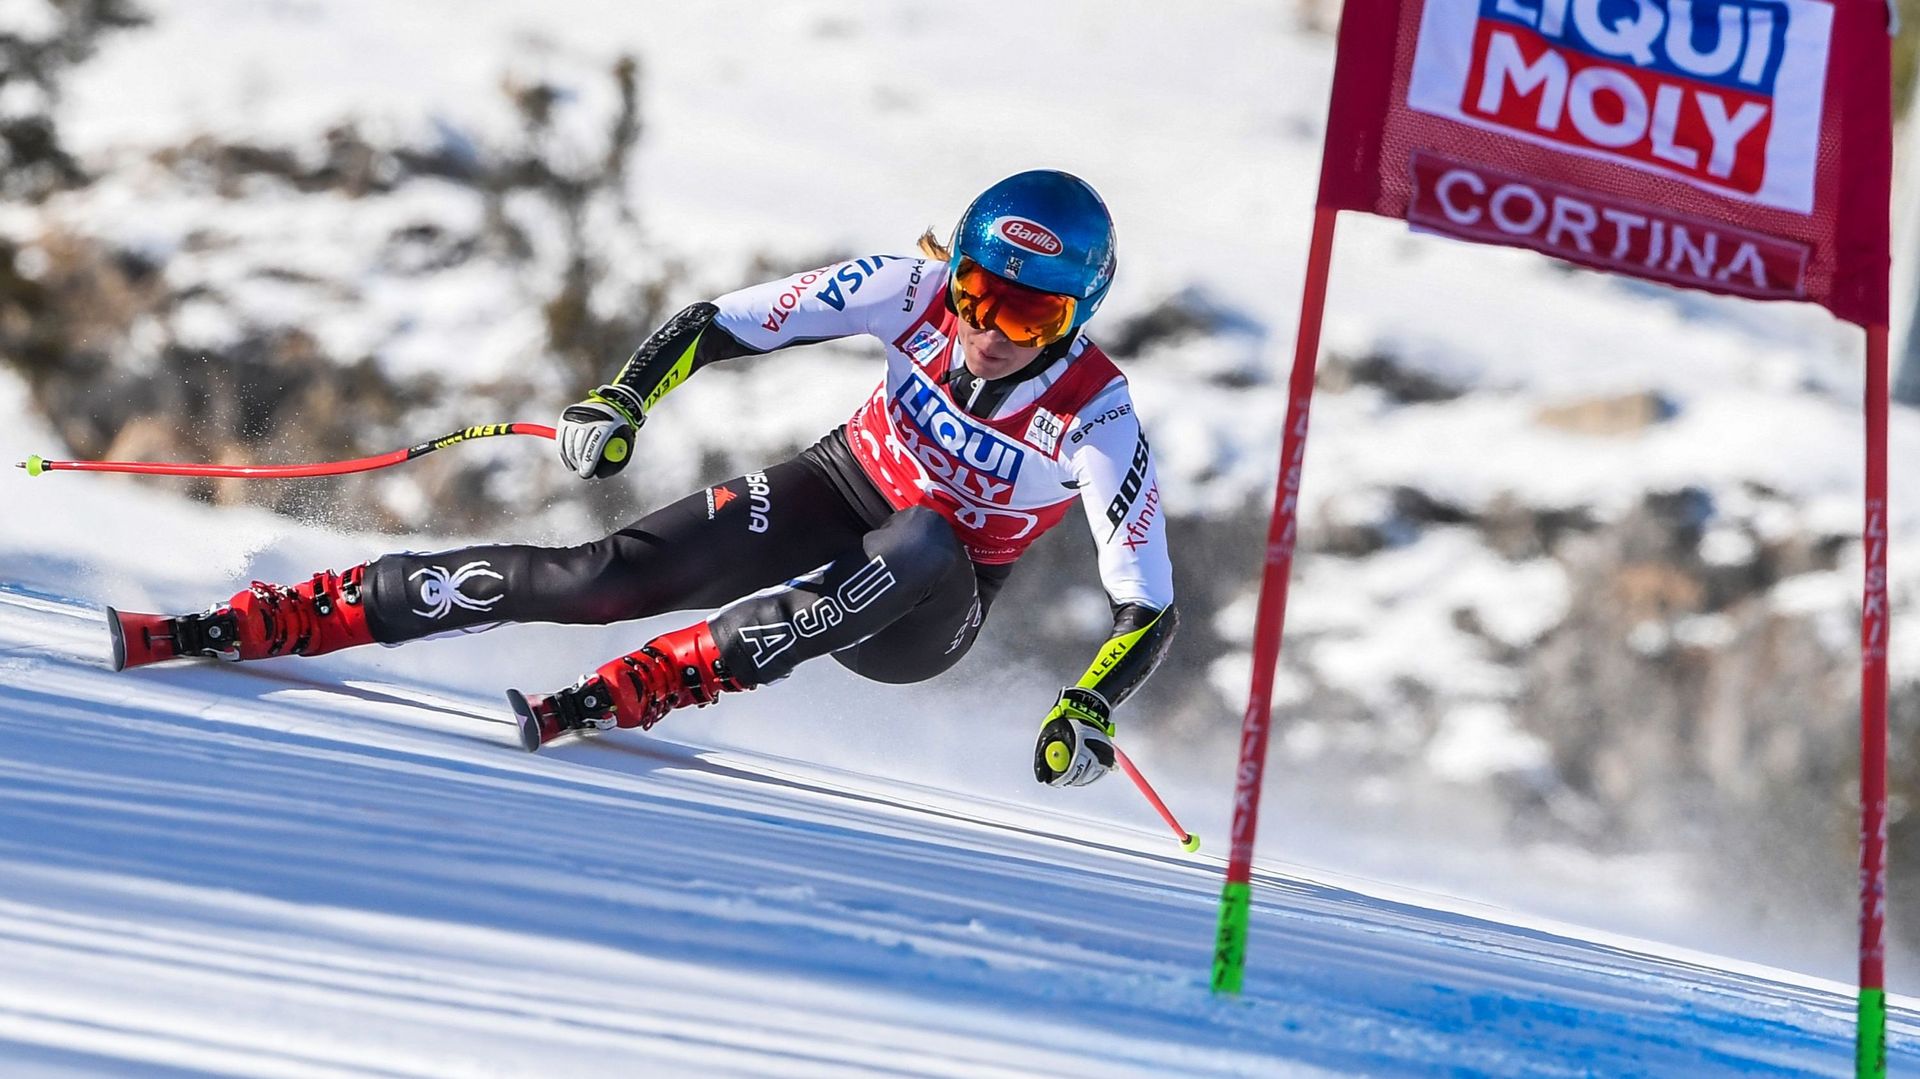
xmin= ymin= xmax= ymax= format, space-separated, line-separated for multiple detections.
xmin=1114 ymin=745 xmax=1200 ymax=853
xmin=16 ymin=422 xmax=556 ymax=480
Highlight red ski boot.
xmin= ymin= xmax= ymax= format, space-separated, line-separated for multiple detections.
xmin=108 ymin=567 xmax=376 ymax=671
xmin=506 ymin=621 xmax=748 ymax=751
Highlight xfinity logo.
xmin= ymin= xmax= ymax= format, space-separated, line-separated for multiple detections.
xmin=996 ymin=217 xmax=1063 ymax=256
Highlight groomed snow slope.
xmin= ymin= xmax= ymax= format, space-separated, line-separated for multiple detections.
xmin=0 ymin=583 xmax=1912 ymax=1078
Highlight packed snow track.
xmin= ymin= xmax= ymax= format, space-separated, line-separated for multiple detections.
xmin=0 ymin=585 xmax=1908 ymax=1077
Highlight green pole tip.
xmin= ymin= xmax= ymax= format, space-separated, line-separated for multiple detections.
xmin=1211 ymin=880 xmax=1252 ymax=996
xmin=22 ymin=455 xmax=47 ymax=477
xmin=1858 ymin=987 xmax=1887 ymax=1078
xmin=1181 ymin=833 xmax=1201 ymax=853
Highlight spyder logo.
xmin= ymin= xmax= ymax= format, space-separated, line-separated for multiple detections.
xmin=409 ymin=561 xmax=504 ymax=620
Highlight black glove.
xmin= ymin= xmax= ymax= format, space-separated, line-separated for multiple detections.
xmin=557 ymin=384 xmax=646 ymax=479
xmin=1033 ymin=686 xmax=1116 ymax=787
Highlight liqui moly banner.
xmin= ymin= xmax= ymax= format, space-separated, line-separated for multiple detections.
xmin=1410 ymin=0 xmax=1833 ymax=211
xmin=1318 ymin=0 xmax=1890 ymax=326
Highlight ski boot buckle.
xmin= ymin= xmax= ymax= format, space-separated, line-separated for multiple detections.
xmin=176 ymin=609 xmax=243 ymax=661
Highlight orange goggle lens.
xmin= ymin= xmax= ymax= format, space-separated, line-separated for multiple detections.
xmin=949 ymin=258 xmax=1077 ymax=348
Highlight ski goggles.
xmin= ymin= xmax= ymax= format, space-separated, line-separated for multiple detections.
xmin=949 ymin=257 xmax=1077 ymax=348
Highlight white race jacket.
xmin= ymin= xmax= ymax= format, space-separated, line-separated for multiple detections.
xmin=710 ymin=255 xmax=1173 ymax=611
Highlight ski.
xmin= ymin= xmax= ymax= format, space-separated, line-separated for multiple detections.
xmin=111 ymin=605 xmax=615 ymax=756
xmin=504 ymin=683 xmax=615 ymax=752
xmin=505 ymin=688 xmax=547 ymax=752
xmin=106 ymin=605 xmax=241 ymax=671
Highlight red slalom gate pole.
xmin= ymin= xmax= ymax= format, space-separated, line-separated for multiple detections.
xmin=1113 ymin=745 xmax=1199 ymax=852
xmin=16 ymin=423 xmax=556 ymax=480
xmin=1858 ymin=323 xmax=1891 ymax=1079
xmin=1211 ymin=205 xmax=1339 ymax=996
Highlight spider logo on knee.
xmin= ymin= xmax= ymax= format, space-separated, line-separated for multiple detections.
xmin=409 ymin=561 xmax=505 ymax=620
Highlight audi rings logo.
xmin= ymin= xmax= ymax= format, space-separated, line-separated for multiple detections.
xmin=409 ymin=561 xmax=504 ymax=620
xmin=995 ymin=217 xmax=1063 ymax=256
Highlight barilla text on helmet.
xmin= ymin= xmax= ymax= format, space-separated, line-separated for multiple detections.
xmin=993 ymin=217 xmax=1065 ymax=257
xmin=1435 ymin=0 xmax=1832 ymax=205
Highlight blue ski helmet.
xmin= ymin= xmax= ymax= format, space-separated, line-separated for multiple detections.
xmin=949 ymin=170 xmax=1116 ymax=336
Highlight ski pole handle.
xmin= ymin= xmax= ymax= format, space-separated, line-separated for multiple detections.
xmin=1113 ymin=745 xmax=1199 ymax=853
xmin=17 ymin=422 xmax=557 ymax=480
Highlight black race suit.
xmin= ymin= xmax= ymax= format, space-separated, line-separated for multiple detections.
xmin=361 ymin=433 xmax=994 ymax=685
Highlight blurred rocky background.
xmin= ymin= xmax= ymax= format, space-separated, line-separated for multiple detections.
xmin=4 ymin=0 xmax=1919 ymax=975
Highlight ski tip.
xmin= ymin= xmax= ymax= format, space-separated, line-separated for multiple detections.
xmin=505 ymin=688 xmax=540 ymax=752
xmin=104 ymin=606 xmax=128 ymax=672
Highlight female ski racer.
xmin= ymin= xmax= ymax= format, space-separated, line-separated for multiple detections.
xmin=109 ymin=170 xmax=1178 ymax=789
